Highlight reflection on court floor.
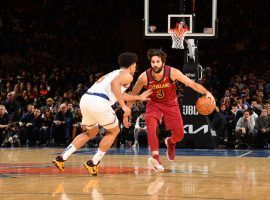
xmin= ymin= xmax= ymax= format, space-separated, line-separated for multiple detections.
xmin=0 ymin=148 xmax=270 ymax=200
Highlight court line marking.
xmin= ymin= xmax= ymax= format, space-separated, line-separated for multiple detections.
xmin=237 ymin=151 xmax=252 ymax=157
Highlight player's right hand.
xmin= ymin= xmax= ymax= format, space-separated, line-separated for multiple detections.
xmin=139 ymin=89 xmax=152 ymax=101
xmin=205 ymin=91 xmax=215 ymax=105
xmin=122 ymin=105 xmax=131 ymax=116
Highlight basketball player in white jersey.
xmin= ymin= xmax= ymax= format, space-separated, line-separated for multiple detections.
xmin=52 ymin=52 xmax=152 ymax=175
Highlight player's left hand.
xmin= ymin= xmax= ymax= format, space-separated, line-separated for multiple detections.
xmin=139 ymin=89 xmax=152 ymax=101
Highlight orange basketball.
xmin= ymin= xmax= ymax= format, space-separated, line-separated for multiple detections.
xmin=196 ymin=96 xmax=216 ymax=115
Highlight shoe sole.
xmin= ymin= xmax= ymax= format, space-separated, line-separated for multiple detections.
xmin=83 ymin=163 xmax=98 ymax=176
xmin=148 ymin=158 xmax=164 ymax=173
xmin=52 ymin=160 xmax=64 ymax=172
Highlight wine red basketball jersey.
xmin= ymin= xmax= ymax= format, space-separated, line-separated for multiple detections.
xmin=145 ymin=66 xmax=177 ymax=103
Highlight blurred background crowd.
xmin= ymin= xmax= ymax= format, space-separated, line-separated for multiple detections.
xmin=0 ymin=0 xmax=269 ymax=149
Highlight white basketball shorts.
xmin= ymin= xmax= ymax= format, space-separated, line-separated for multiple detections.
xmin=80 ymin=94 xmax=119 ymax=129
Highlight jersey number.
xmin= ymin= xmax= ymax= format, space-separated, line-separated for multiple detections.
xmin=157 ymin=89 xmax=164 ymax=98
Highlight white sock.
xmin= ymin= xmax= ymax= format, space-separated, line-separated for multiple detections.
xmin=61 ymin=144 xmax=77 ymax=160
xmin=92 ymin=149 xmax=106 ymax=165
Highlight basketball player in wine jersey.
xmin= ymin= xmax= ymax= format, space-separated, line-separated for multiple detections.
xmin=129 ymin=49 xmax=215 ymax=172
xmin=52 ymin=52 xmax=152 ymax=175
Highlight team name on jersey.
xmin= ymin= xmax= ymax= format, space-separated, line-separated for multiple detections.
xmin=149 ymin=83 xmax=170 ymax=90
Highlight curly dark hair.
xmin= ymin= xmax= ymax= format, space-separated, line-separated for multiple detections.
xmin=147 ymin=48 xmax=167 ymax=63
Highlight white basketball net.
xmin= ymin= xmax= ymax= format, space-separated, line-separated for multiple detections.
xmin=168 ymin=26 xmax=189 ymax=49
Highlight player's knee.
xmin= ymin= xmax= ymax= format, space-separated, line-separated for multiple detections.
xmin=106 ymin=125 xmax=120 ymax=136
xmin=85 ymin=126 xmax=99 ymax=139
xmin=171 ymin=128 xmax=184 ymax=142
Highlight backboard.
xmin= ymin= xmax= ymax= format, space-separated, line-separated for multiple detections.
xmin=144 ymin=0 xmax=217 ymax=39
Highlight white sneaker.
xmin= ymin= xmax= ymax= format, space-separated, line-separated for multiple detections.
xmin=148 ymin=158 xmax=164 ymax=172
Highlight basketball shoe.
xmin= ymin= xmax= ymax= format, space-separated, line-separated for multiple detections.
xmin=83 ymin=160 xmax=100 ymax=176
xmin=165 ymin=137 xmax=176 ymax=161
xmin=148 ymin=157 xmax=164 ymax=173
xmin=52 ymin=156 xmax=65 ymax=172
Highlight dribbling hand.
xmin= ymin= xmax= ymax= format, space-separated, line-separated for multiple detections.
xmin=205 ymin=91 xmax=215 ymax=105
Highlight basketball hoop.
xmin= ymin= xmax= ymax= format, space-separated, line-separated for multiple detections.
xmin=168 ymin=22 xmax=189 ymax=49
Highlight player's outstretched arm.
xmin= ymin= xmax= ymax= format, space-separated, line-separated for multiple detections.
xmin=126 ymin=72 xmax=148 ymax=108
xmin=171 ymin=67 xmax=215 ymax=103
xmin=122 ymin=89 xmax=152 ymax=102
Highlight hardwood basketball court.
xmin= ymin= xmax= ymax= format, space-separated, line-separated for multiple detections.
xmin=0 ymin=147 xmax=269 ymax=200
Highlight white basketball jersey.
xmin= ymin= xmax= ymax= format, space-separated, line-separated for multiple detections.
xmin=88 ymin=69 xmax=130 ymax=105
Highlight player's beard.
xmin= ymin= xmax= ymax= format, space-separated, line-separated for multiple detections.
xmin=152 ymin=66 xmax=163 ymax=73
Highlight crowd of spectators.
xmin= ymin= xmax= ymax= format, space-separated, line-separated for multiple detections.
xmin=0 ymin=1 xmax=270 ymax=149
xmin=206 ymin=70 xmax=270 ymax=149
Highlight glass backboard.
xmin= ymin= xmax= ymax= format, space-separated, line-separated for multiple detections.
xmin=144 ymin=0 xmax=217 ymax=39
